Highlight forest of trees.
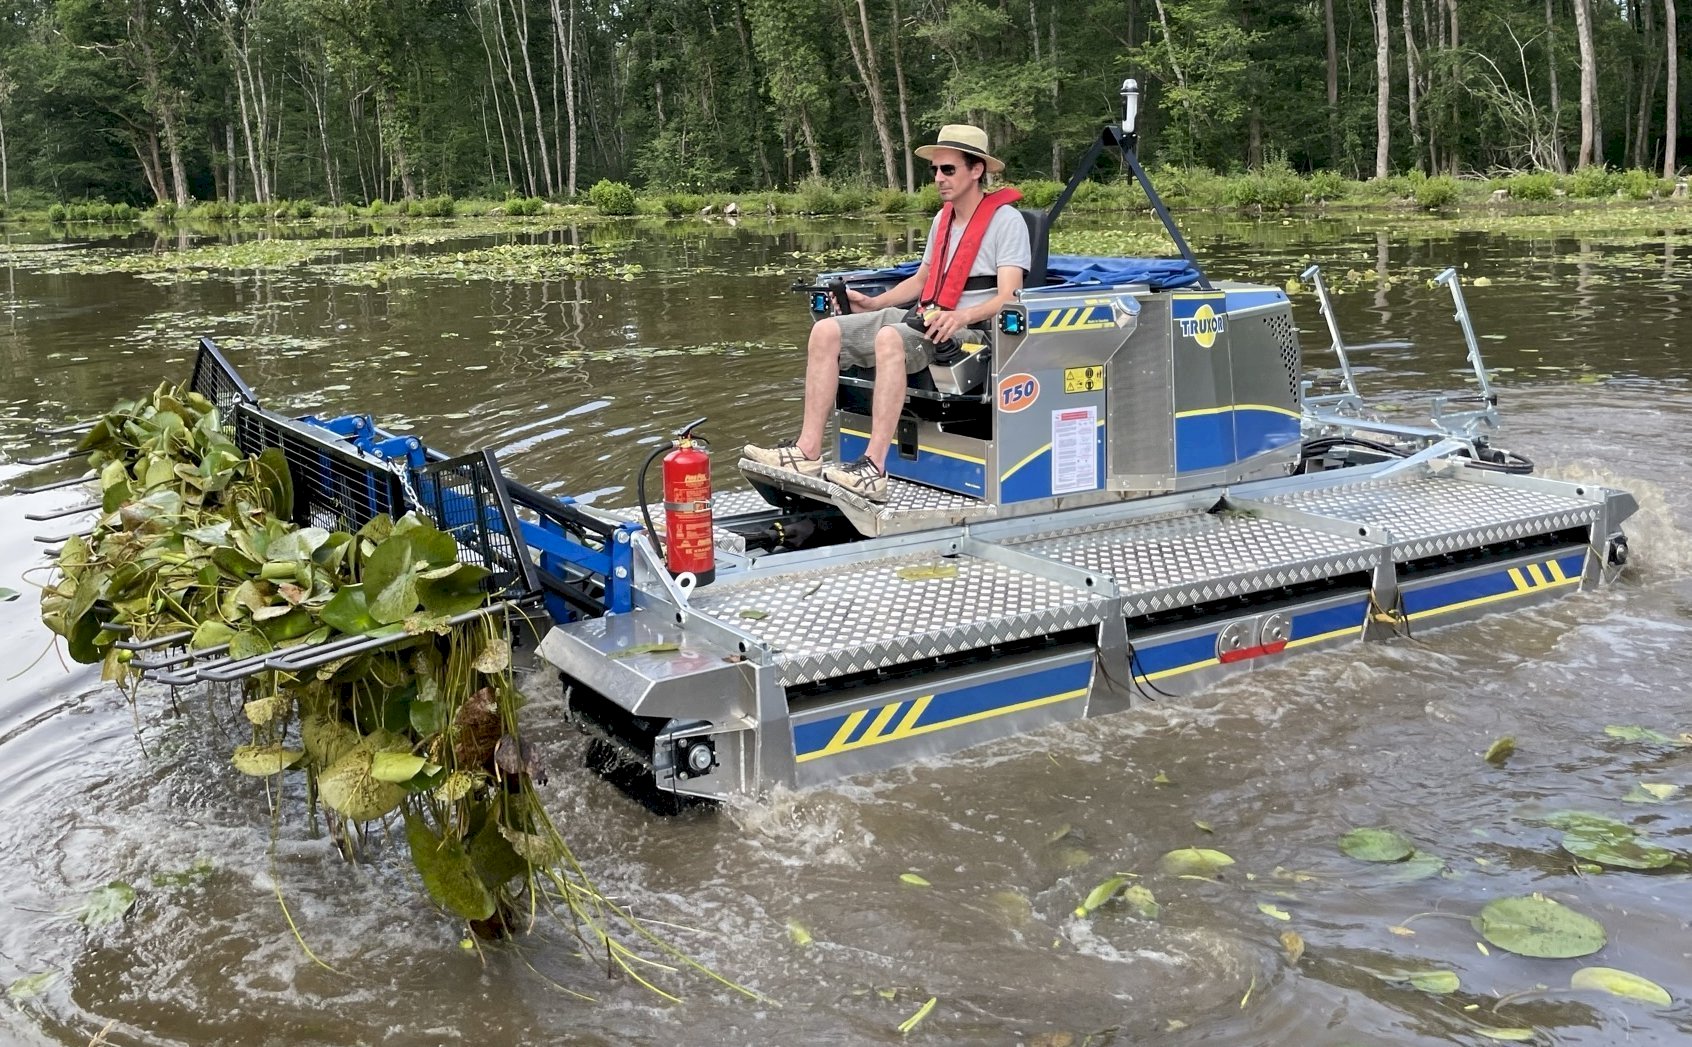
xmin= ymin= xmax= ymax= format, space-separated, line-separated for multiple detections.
xmin=0 ymin=0 xmax=1683 ymax=208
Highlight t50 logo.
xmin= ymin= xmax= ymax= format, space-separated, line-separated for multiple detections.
xmin=998 ymin=373 xmax=1039 ymax=413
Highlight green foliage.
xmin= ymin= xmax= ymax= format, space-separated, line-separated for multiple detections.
xmin=47 ymin=203 xmax=67 ymax=222
xmin=872 ymin=187 xmax=915 ymax=214
xmin=1414 ymin=175 xmax=1461 ymax=209
xmin=502 ymin=196 xmax=545 ymax=216
xmin=1306 ymin=170 xmax=1348 ymax=202
xmin=1225 ymin=158 xmax=1307 ymax=209
xmin=1016 ymin=179 xmax=1065 ymax=209
xmin=1566 ymin=167 xmax=1619 ymax=199
xmin=1617 ymin=169 xmax=1666 ymax=200
xmin=795 ymin=176 xmax=843 ymax=215
xmin=659 ymin=192 xmax=707 ymax=217
xmin=290 ymin=199 xmax=318 ymax=220
xmin=1505 ymin=172 xmax=1558 ymax=201
xmin=588 ymin=179 xmax=637 ymax=215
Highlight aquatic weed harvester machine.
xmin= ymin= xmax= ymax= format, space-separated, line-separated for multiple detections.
xmin=24 ymin=81 xmax=1635 ymax=812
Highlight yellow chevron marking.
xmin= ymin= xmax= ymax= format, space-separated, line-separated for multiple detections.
xmin=796 ymin=688 xmax=1086 ymax=763
xmin=861 ymin=701 xmax=902 ymax=743
xmin=1527 ymin=563 xmax=1550 ymax=587
xmin=1508 ymin=567 xmax=1530 ymax=591
xmin=895 ymin=695 xmax=932 ymax=735
xmin=1548 ymin=559 xmax=1569 ymax=583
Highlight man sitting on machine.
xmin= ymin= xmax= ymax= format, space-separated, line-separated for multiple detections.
xmin=744 ymin=124 xmax=1031 ymax=502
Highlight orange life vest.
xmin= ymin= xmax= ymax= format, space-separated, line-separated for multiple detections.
xmin=919 ymin=187 xmax=1024 ymax=309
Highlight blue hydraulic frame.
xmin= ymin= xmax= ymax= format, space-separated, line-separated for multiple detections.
xmin=293 ymin=412 xmax=638 ymax=619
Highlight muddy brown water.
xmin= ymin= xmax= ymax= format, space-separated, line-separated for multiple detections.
xmin=1 ymin=215 xmax=1690 ymax=1046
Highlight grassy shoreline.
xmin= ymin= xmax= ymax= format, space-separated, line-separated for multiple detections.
xmin=3 ymin=163 xmax=1688 ymax=230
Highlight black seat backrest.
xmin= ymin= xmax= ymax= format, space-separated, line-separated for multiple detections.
xmin=1020 ymin=207 xmax=1052 ymax=287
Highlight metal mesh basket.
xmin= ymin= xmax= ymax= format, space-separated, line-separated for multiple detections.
xmin=409 ymin=449 xmax=538 ymax=597
xmin=189 ymin=337 xmax=258 ymax=409
xmin=232 ymin=402 xmax=407 ymax=530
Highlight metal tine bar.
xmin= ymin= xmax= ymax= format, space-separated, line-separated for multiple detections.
xmin=19 ymin=449 xmax=91 ymax=467
xmin=24 ymin=502 xmax=99 ymax=522
xmin=35 ymin=527 xmax=94 ymax=544
xmin=193 ymin=650 xmax=284 ymax=682
xmin=36 ymin=420 xmax=97 ymax=437
xmin=15 ymin=473 xmax=95 ymax=494
xmin=115 ymin=630 xmax=194 ymax=653
xmin=268 ymin=603 xmax=516 ymax=672
xmin=136 ymin=642 xmax=230 ymax=671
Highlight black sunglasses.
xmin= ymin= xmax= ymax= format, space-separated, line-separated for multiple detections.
xmin=930 ymin=162 xmax=969 ymax=178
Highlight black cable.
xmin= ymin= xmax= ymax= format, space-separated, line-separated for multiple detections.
xmin=1123 ymin=635 xmax=1179 ymax=702
xmin=635 ymin=441 xmax=669 ymax=566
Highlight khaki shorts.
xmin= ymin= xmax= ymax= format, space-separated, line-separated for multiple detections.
xmin=833 ymin=306 xmax=937 ymax=374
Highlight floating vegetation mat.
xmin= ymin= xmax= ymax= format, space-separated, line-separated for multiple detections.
xmin=29 ymin=383 xmax=750 ymax=1000
xmin=330 ymin=241 xmax=642 ymax=285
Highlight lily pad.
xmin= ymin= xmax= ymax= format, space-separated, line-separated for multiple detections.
xmin=405 ymin=813 xmax=495 ymax=921
xmin=1122 ymin=885 xmax=1160 ymax=919
xmin=1623 ymin=782 xmax=1679 ymax=804
xmin=899 ymin=872 xmax=931 ymax=887
xmin=1484 ymin=736 xmax=1516 ymax=764
xmin=1560 ymin=827 xmax=1675 ymax=870
xmin=895 ymin=563 xmax=958 ymax=581
xmin=608 ymin=641 xmax=680 ymax=659
xmin=318 ymin=748 xmax=407 ymax=821
xmin=370 ymin=751 xmax=428 ymax=783
xmin=1569 ymin=966 xmax=1672 ymax=1006
xmin=76 ymin=881 xmax=137 ymax=927
xmin=1074 ymin=874 xmax=1131 ymax=917
xmin=1407 ymin=970 xmax=1460 ymax=994
xmin=6 ymin=970 xmax=58 ymax=1000
xmin=1604 ymin=724 xmax=1678 ymax=744
xmin=1476 ymin=894 xmax=1607 ymax=958
xmin=1339 ymin=827 xmax=1415 ymax=862
xmin=1159 ymin=847 xmax=1235 ymax=877
xmin=1257 ymin=902 xmax=1291 ymax=921
xmin=231 ymin=744 xmax=304 ymax=776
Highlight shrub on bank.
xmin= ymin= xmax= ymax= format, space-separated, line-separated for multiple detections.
xmin=1504 ymin=172 xmax=1557 ymax=201
xmin=1413 ymin=175 xmax=1461 ymax=209
xmin=1307 ymin=170 xmax=1348 ymax=202
xmin=588 ymin=179 xmax=637 ymax=215
xmin=795 ymin=176 xmax=842 ymax=215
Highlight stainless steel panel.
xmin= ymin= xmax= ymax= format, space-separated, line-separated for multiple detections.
xmin=687 ymin=550 xmax=1110 ymax=686
xmin=1108 ymin=295 xmax=1175 ymax=490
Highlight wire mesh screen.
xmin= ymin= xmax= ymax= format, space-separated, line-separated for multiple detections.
xmin=189 ymin=337 xmax=259 ymax=409
xmin=232 ymin=403 xmax=407 ymax=530
xmin=409 ymin=450 xmax=537 ymax=597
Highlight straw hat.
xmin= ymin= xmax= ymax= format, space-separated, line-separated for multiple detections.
xmin=914 ymin=124 xmax=1005 ymax=174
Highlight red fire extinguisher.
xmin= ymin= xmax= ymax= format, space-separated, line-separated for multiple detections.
xmin=641 ymin=418 xmax=715 ymax=585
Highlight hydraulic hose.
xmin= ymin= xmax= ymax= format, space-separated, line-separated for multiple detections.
xmin=636 ymin=441 xmax=669 ymax=565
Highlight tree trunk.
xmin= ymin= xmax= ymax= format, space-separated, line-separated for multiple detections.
xmin=510 ymin=0 xmax=554 ymax=195
xmin=1444 ymin=0 xmax=1461 ymax=172
xmin=1666 ymin=0 xmax=1680 ymax=177
xmin=1374 ymin=0 xmax=1391 ymax=178
xmin=839 ymin=0 xmax=899 ymax=188
xmin=232 ymin=36 xmax=267 ymax=202
xmin=1572 ymin=0 xmax=1598 ymax=166
xmin=138 ymin=130 xmax=169 ymax=204
xmin=473 ymin=6 xmax=518 ymax=192
xmin=1546 ymin=0 xmax=1566 ymax=172
xmin=0 ymin=72 xmax=12 ymax=205
xmin=799 ymin=107 xmax=822 ymax=179
xmin=1633 ymin=0 xmax=1660 ymax=170
xmin=893 ymin=0 xmax=916 ymax=191
xmin=1325 ymin=0 xmax=1340 ymax=165
xmin=1403 ymin=0 xmax=1423 ymax=172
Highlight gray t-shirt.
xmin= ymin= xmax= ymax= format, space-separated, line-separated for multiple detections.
xmin=919 ymin=203 xmax=1032 ymax=310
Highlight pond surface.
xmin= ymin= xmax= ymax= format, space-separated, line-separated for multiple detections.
xmin=2 ymin=213 xmax=1690 ymax=1046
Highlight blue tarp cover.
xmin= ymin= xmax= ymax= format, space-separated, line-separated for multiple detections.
xmin=869 ymin=255 xmax=1203 ymax=293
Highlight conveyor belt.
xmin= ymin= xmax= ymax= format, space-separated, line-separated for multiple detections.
xmin=1256 ymin=473 xmax=1598 ymax=561
xmin=1011 ymin=509 xmax=1381 ymax=617
xmin=686 ymin=551 xmax=1110 ymax=686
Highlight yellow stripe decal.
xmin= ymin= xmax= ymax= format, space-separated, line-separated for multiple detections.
xmin=1527 ymin=563 xmax=1550 ymax=587
xmin=1283 ymin=623 xmax=1367 ymax=650
xmin=1174 ymin=403 xmax=1304 ymax=420
xmin=840 ymin=427 xmax=986 ymax=465
xmin=861 ymin=701 xmax=902 ymax=743
xmin=1508 ymin=567 xmax=1530 ymax=591
xmin=1548 ymin=560 xmax=1569 ymax=583
xmin=1407 ymin=569 xmax=1580 ymax=622
xmin=999 ymin=418 xmax=1107 ymax=482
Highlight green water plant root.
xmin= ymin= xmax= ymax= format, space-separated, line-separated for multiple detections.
xmin=35 ymin=382 xmax=750 ymax=999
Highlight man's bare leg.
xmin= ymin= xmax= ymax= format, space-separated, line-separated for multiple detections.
xmin=863 ymin=326 xmax=907 ymax=471
xmin=795 ymin=318 xmax=843 ymax=461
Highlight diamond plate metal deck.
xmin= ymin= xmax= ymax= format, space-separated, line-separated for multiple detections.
xmin=1011 ymin=510 xmax=1381 ymax=617
xmin=688 ymin=552 xmax=1109 ymax=686
xmin=1257 ymin=473 xmax=1598 ymax=561
xmin=739 ymin=459 xmax=994 ymax=537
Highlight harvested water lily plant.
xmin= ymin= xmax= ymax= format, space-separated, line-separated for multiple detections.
xmin=35 ymin=383 xmax=746 ymax=999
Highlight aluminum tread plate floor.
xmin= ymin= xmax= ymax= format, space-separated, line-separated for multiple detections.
xmin=688 ymin=552 xmax=1109 ymax=686
xmin=1257 ymin=474 xmax=1597 ymax=561
xmin=1011 ymin=511 xmax=1381 ymax=617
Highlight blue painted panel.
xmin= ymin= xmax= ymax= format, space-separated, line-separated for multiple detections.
xmin=840 ymin=431 xmax=985 ymax=496
xmin=1130 ymin=632 xmax=1216 ymax=678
